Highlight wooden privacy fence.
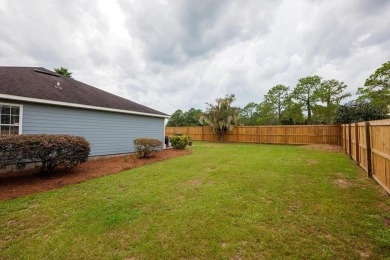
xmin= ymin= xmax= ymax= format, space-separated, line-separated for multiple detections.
xmin=166 ymin=125 xmax=341 ymax=145
xmin=342 ymin=119 xmax=390 ymax=193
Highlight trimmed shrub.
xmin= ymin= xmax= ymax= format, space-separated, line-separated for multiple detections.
xmin=170 ymin=136 xmax=190 ymax=150
xmin=133 ymin=138 xmax=162 ymax=158
xmin=0 ymin=134 xmax=90 ymax=174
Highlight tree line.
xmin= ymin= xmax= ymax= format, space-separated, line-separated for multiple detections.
xmin=167 ymin=61 xmax=390 ymax=127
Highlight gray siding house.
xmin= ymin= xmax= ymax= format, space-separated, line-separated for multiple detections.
xmin=0 ymin=67 xmax=168 ymax=156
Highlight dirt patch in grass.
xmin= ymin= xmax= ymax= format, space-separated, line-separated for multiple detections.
xmin=0 ymin=149 xmax=191 ymax=201
xmin=358 ymin=251 xmax=371 ymax=258
xmin=303 ymin=144 xmax=344 ymax=152
xmin=335 ymin=179 xmax=354 ymax=188
xmin=187 ymin=179 xmax=203 ymax=186
xmin=384 ymin=217 xmax=390 ymax=228
xmin=306 ymin=159 xmax=320 ymax=165
xmin=181 ymin=178 xmax=202 ymax=187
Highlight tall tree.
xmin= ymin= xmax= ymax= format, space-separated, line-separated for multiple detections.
xmin=357 ymin=61 xmax=390 ymax=108
xmin=263 ymin=84 xmax=289 ymax=124
xmin=183 ymin=108 xmax=203 ymax=126
xmin=315 ymin=79 xmax=351 ymax=124
xmin=166 ymin=108 xmax=203 ymax=126
xmin=166 ymin=109 xmax=185 ymax=127
xmin=54 ymin=67 xmax=72 ymax=78
xmin=281 ymin=97 xmax=305 ymax=125
xmin=199 ymin=94 xmax=239 ymax=141
xmin=292 ymin=75 xmax=322 ymax=124
xmin=256 ymin=101 xmax=278 ymax=125
xmin=239 ymin=102 xmax=258 ymax=125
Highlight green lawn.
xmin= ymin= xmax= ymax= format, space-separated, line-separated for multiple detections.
xmin=1 ymin=142 xmax=389 ymax=259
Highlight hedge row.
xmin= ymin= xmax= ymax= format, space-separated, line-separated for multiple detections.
xmin=0 ymin=134 xmax=90 ymax=174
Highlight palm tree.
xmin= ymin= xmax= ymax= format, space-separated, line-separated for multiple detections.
xmin=54 ymin=67 xmax=72 ymax=78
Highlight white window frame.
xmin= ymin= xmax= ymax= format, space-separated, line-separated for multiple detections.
xmin=0 ymin=102 xmax=23 ymax=135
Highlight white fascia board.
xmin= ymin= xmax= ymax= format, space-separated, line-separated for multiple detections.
xmin=0 ymin=94 xmax=169 ymax=119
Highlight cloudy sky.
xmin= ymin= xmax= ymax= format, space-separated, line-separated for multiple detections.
xmin=1 ymin=0 xmax=389 ymax=114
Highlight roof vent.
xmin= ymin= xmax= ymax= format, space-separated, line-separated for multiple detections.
xmin=54 ymin=82 xmax=62 ymax=89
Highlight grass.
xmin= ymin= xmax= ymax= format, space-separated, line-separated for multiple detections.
xmin=1 ymin=142 xmax=389 ymax=259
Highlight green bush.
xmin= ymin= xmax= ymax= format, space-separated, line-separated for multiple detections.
xmin=0 ymin=134 xmax=90 ymax=174
xmin=133 ymin=138 xmax=162 ymax=158
xmin=334 ymin=100 xmax=388 ymax=124
xmin=170 ymin=136 xmax=190 ymax=150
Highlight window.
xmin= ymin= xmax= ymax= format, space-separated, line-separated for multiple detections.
xmin=0 ymin=103 xmax=22 ymax=136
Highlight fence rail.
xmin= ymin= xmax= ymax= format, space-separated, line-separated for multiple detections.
xmin=342 ymin=119 xmax=390 ymax=193
xmin=166 ymin=125 xmax=342 ymax=145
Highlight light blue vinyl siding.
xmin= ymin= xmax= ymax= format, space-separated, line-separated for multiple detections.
xmin=8 ymin=101 xmax=164 ymax=156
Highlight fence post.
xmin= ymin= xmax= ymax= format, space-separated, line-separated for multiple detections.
xmin=365 ymin=122 xmax=373 ymax=178
xmin=314 ymin=125 xmax=318 ymax=144
xmin=201 ymin=126 xmax=204 ymax=141
xmin=344 ymin=125 xmax=347 ymax=154
xmin=339 ymin=125 xmax=342 ymax=146
xmin=355 ymin=123 xmax=360 ymax=165
xmin=285 ymin=127 xmax=288 ymax=144
xmin=259 ymin=126 xmax=262 ymax=144
xmin=348 ymin=124 xmax=352 ymax=159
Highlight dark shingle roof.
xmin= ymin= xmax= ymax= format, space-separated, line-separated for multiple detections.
xmin=0 ymin=67 xmax=167 ymax=117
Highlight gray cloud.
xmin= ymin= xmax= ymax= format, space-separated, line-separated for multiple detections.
xmin=0 ymin=0 xmax=389 ymax=114
xmin=118 ymin=0 xmax=281 ymax=64
xmin=0 ymin=1 xmax=109 ymax=68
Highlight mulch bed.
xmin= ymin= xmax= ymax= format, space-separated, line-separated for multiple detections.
xmin=0 ymin=149 xmax=191 ymax=201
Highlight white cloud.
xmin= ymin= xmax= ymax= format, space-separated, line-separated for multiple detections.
xmin=0 ymin=0 xmax=389 ymax=114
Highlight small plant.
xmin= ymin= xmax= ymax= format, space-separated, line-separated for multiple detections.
xmin=170 ymin=136 xmax=190 ymax=150
xmin=0 ymin=134 xmax=90 ymax=174
xmin=133 ymin=138 xmax=162 ymax=158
